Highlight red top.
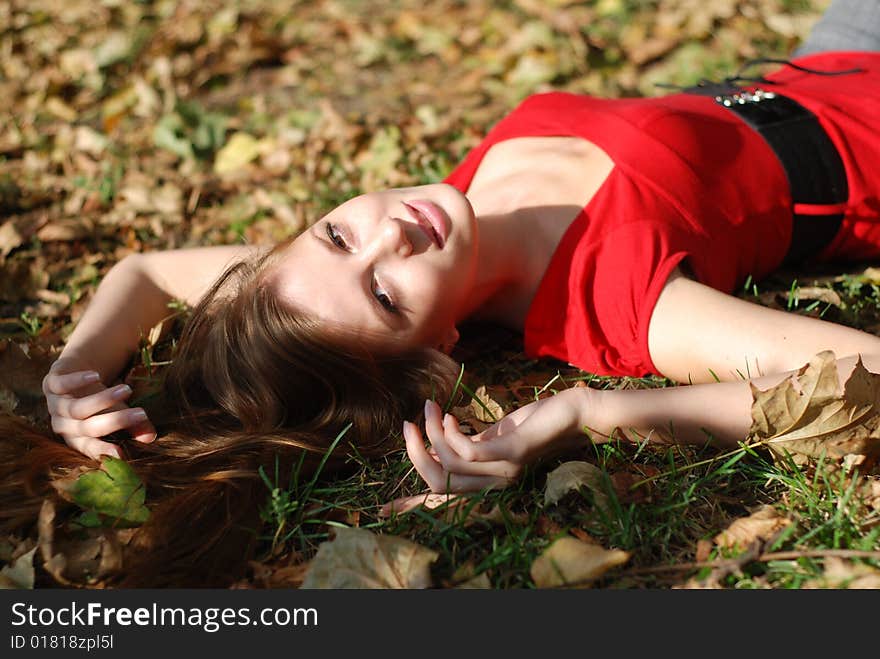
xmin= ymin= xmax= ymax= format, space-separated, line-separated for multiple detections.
xmin=444 ymin=51 xmax=880 ymax=377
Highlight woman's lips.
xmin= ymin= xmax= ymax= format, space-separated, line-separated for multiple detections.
xmin=403 ymin=200 xmax=448 ymax=249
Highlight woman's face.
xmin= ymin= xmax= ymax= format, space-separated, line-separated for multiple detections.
xmin=266 ymin=183 xmax=478 ymax=353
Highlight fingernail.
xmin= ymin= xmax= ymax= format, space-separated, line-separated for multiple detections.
xmin=130 ymin=409 xmax=147 ymax=421
xmin=111 ymin=384 xmax=132 ymax=399
xmin=82 ymin=372 xmax=100 ymax=383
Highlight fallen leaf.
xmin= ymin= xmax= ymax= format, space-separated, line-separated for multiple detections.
xmin=543 ymin=460 xmax=611 ymax=514
xmin=0 ymin=221 xmax=23 ymax=258
xmin=300 ymin=526 xmax=438 ymax=589
xmin=714 ymin=505 xmax=791 ymax=550
xmin=356 ymin=125 xmax=403 ymax=190
xmin=0 ymin=341 xmax=55 ymax=413
xmin=452 ymin=562 xmax=492 ymax=589
xmin=695 ymin=539 xmax=713 ymax=563
xmin=0 ymin=385 xmax=18 ymax=414
xmin=214 ymin=132 xmax=262 ymax=175
xmin=379 ymin=492 xmax=461 ymax=517
xmin=471 ymin=384 xmax=506 ymax=423
xmin=53 ymin=457 xmax=150 ymax=528
xmin=749 ymin=351 xmax=880 ymax=463
xmin=794 ymin=286 xmax=842 ymax=308
xmin=530 ymin=536 xmax=629 ymax=588
xmin=0 ymin=547 xmax=36 ymax=589
xmin=806 ymin=556 xmax=880 ymax=589
xmin=37 ymin=497 xmax=132 ymax=586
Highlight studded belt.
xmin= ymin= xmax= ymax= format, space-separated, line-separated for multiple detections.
xmin=676 ymin=59 xmax=862 ymax=266
xmin=716 ymin=87 xmax=848 ymax=266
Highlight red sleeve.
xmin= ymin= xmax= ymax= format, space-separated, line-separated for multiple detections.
xmin=584 ymin=221 xmax=692 ymax=376
xmin=525 ymin=216 xmax=699 ymax=378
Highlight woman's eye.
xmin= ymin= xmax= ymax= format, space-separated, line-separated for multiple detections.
xmin=373 ymin=281 xmax=397 ymax=313
xmin=326 ymin=222 xmax=348 ymax=250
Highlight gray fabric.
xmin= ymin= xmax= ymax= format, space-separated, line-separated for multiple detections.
xmin=794 ymin=0 xmax=880 ymax=57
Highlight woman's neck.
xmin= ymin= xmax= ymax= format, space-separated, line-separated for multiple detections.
xmin=453 ymin=136 xmax=616 ymax=330
xmin=454 ymin=204 xmax=537 ymax=328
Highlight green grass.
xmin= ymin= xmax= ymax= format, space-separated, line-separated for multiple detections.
xmin=5 ymin=0 xmax=876 ymax=589
xmin=244 ymin=371 xmax=880 ymax=589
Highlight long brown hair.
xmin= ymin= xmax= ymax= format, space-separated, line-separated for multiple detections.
xmin=0 ymin=239 xmax=462 ymax=587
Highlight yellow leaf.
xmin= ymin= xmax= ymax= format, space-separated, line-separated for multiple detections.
xmin=214 ymin=132 xmax=261 ymax=175
xmin=530 ymin=537 xmax=629 ymax=588
xmin=471 ymin=384 xmax=505 ymax=423
xmin=300 ymin=527 xmax=438 ymax=589
xmin=714 ymin=505 xmax=791 ymax=550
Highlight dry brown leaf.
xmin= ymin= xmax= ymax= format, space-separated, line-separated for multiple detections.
xmin=471 ymin=384 xmax=506 ymax=423
xmin=300 ymin=526 xmax=438 ymax=589
xmin=464 ymin=503 xmax=529 ymax=527
xmin=794 ymin=286 xmax=842 ymax=308
xmin=37 ymin=497 xmax=128 ymax=586
xmin=695 ymin=539 xmax=713 ymax=563
xmin=0 ymin=546 xmax=37 ymax=589
xmin=530 ymin=536 xmax=629 ymax=588
xmin=449 ymin=561 xmax=491 ymax=588
xmin=806 ymin=557 xmax=880 ymax=589
xmin=0 ymin=221 xmax=23 ymax=259
xmin=0 ymin=385 xmax=18 ymax=414
xmin=36 ymin=219 xmax=94 ymax=242
xmin=456 ymin=573 xmax=492 ymax=589
xmin=0 ymin=341 xmax=56 ymax=409
xmin=543 ymin=461 xmax=610 ymax=514
xmin=714 ymin=505 xmax=791 ymax=550
xmin=749 ymin=351 xmax=880 ymax=462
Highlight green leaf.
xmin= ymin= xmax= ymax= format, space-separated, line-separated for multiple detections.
xmin=70 ymin=457 xmax=150 ymax=528
xmin=153 ymin=114 xmax=195 ymax=160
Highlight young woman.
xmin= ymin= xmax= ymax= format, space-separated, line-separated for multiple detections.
xmin=7 ymin=0 xmax=880 ymax=583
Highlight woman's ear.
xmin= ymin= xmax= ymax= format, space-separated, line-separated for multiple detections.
xmin=438 ymin=326 xmax=460 ymax=354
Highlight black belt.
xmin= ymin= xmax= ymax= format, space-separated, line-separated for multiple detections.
xmin=676 ymin=59 xmax=861 ymax=266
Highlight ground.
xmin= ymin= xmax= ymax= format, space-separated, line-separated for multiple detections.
xmin=2 ymin=0 xmax=880 ymax=589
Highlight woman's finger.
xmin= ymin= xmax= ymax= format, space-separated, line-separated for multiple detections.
xmin=128 ymin=418 xmax=158 ymax=443
xmin=42 ymin=370 xmax=101 ymax=396
xmin=63 ymin=435 xmax=121 ymax=461
xmin=404 ymin=421 xmax=512 ymax=493
xmin=443 ymin=413 xmax=507 ymax=462
xmin=426 ymin=417 xmax=520 ymax=478
xmin=53 ymin=384 xmax=133 ymax=420
xmin=52 ymin=407 xmax=149 ymax=440
xmin=403 ymin=421 xmax=447 ymax=491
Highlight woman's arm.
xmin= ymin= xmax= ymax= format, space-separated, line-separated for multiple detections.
xmin=402 ymin=352 xmax=880 ymax=494
xmin=647 ymin=266 xmax=880 ymax=384
xmin=45 ymin=244 xmax=263 ymax=459
xmin=57 ymin=245 xmax=263 ymax=381
xmin=403 ymin=266 xmax=880 ymax=494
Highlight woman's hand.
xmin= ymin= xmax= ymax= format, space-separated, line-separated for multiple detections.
xmin=42 ymin=359 xmax=157 ymax=460
xmin=402 ymin=387 xmax=594 ymax=495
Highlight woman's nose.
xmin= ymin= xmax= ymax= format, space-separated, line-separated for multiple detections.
xmin=366 ymin=217 xmax=413 ymax=258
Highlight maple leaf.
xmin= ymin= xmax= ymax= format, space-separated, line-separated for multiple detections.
xmin=749 ymin=351 xmax=880 ymax=464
